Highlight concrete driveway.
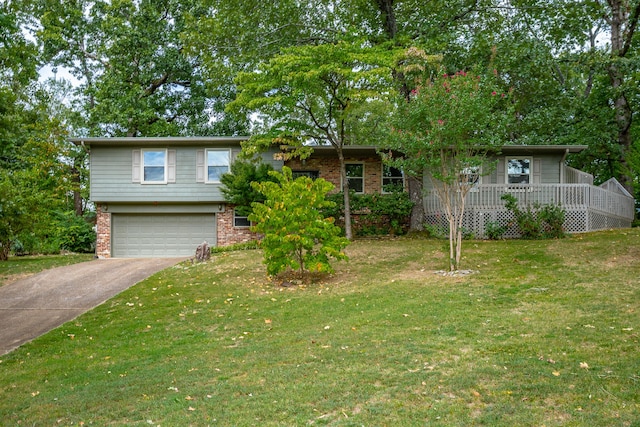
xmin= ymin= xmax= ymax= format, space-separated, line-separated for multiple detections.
xmin=0 ymin=258 xmax=183 ymax=356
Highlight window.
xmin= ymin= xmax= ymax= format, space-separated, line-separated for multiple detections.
xmin=460 ymin=166 xmax=480 ymax=186
xmin=507 ymin=158 xmax=531 ymax=184
xmin=207 ymin=150 xmax=230 ymax=183
xmin=346 ymin=163 xmax=364 ymax=193
xmin=234 ymin=209 xmax=251 ymax=227
xmin=382 ymin=165 xmax=404 ymax=192
xmin=292 ymin=170 xmax=319 ymax=179
xmin=142 ymin=149 xmax=167 ymax=183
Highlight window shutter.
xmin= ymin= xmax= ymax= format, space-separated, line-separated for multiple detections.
xmin=231 ymin=148 xmax=241 ymax=163
xmin=533 ymin=158 xmax=541 ymax=184
xmin=132 ymin=149 xmax=141 ymax=183
xmin=167 ymin=150 xmax=177 ymax=183
xmin=196 ymin=149 xmax=205 ymax=183
xmin=497 ymin=158 xmax=505 ymax=183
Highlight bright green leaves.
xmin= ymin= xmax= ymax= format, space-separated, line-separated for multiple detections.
xmin=385 ymin=66 xmax=513 ymax=182
xmin=228 ymin=40 xmax=395 ymax=154
xmin=248 ymin=167 xmax=349 ymax=277
xmin=383 ymin=60 xmax=514 ymax=271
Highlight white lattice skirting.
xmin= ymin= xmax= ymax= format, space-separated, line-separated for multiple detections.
xmin=425 ymin=208 xmax=633 ymax=239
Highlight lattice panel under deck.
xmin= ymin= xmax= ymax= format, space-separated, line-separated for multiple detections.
xmin=423 ymin=207 xmax=631 ymax=239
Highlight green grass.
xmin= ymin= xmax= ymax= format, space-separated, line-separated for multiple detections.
xmin=0 ymin=253 xmax=95 ymax=286
xmin=1 ymin=229 xmax=639 ymax=426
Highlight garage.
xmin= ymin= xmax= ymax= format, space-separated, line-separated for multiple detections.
xmin=111 ymin=213 xmax=216 ymax=258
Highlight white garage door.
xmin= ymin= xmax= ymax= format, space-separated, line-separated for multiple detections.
xmin=112 ymin=214 xmax=216 ymax=258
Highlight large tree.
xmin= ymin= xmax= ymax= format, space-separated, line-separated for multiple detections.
xmin=33 ymin=0 xmax=223 ymax=136
xmin=228 ymin=40 xmax=394 ymax=239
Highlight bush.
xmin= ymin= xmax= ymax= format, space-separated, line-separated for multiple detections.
xmin=249 ymin=167 xmax=349 ymax=277
xmin=485 ymin=221 xmax=508 ymax=240
xmin=325 ymin=190 xmax=413 ymax=236
xmin=501 ymin=194 xmax=566 ymax=239
xmin=54 ymin=211 xmax=96 ymax=253
xmin=538 ymin=204 xmax=566 ymax=238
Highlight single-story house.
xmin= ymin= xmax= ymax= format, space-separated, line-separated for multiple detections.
xmin=73 ymin=137 xmax=635 ymax=258
xmin=421 ymin=145 xmax=635 ymax=238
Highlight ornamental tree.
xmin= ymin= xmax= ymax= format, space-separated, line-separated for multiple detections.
xmin=227 ymin=39 xmax=394 ymax=240
xmin=248 ymin=167 xmax=349 ymax=278
xmin=383 ymin=66 xmax=513 ymax=271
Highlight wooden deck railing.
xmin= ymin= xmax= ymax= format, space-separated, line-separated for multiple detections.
xmin=424 ymin=184 xmax=635 ymax=220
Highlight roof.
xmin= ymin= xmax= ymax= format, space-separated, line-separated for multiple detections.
xmin=70 ymin=137 xmax=588 ymax=155
xmin=70 ymin=136 xmax=249 ymax=147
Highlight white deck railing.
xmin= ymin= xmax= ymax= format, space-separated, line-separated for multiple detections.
xmin=424 ymin=184 xmax=635 ymax=221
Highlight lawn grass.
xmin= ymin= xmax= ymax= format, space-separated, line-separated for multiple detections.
xmin=0 ymin=229 xmax=638 ymax=426
xmin=0 ymin=253 xmax=95 ymax=286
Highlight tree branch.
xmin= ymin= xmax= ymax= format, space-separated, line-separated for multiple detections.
xmin=621 ymin=1 xmax=640 ymax=57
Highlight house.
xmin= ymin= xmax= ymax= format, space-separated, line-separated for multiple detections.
xmin=72 ymin=137 xmax=281 ymax=258
xmin=421 ymin=145 xmax=635 ymax=238
xmin=74 ymin=137 xmax=635 ymax=258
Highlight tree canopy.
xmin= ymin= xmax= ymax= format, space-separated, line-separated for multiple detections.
xmin=1 ymin=0 xmax=638 ymax=258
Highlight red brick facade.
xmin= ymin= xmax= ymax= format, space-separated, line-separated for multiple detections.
xmin=285 ymin=155 xmax=387 ymax=194
xmin=216 ymin=206 xmax=259 ymax=247
xmin=95 ymin=203 xmax=111 ymax=258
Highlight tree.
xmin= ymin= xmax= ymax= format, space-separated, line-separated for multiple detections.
xmin=220 ymin=160 xmax=277 ymax=216
xmin=248 ymin=167 xmax=349 ymax=278
xmin=227 ymin=39 xmax=394 ymax=239
xmin=383 ymin=66 xmax=513 ymax=271
xmin=33 ymin=0 xmax=223 ymax=136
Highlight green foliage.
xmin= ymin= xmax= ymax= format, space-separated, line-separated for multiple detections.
xmin=383 ymin=61 xmax=514 ymax=270
xmin=0 ymin=171 xmax=45 ymax=260
xmin=325 ymin=190 xmax=413 ymax=236
xmin=538 ymin=203 xmax=567 ymax=239
xmin=54 ymin=211 xmax=96 ymax=253
xmin=484 ymin=221 xmax=508 ymax=240
xmin=248 ymin=167 xmax=349 ymax=277
xmin=501 ymin=194 xmax=566 ymax=239
xmin=220 ymin=161 xmax=277 ymax=217
xmin=35 ymin=0 xmax=223 ymax=137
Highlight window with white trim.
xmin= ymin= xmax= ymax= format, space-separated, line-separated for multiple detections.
xmin=345 ymin=163 xmax=364 ymax=193
xmin=382 ymin=165 xmax=404 ymax=192
xmin=234 ymin=209 xmax=251 ymax=228
xmin=142 ymin=149 xmax=167 ymax=184
xmin=507 ymin=158 xmax=531 ymax=184
xmin=206 ymin=149 xmax=230 ymax=183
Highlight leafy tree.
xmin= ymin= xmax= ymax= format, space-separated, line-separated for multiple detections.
xmin=33 ymin=0 xmax=224 ymax=136
xmin=228 ymin=39 xmax=394 ymax=239
xmin=383 ymin=66 xmax=513 ymax=271
xmin=220 ymin=161 xmax=277 ymax=216
xmin=248 ymin=167 xmax=349 ymax=277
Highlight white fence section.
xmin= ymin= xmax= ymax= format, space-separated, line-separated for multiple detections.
xmin=424 ymin=180 xmax=635 ymax=238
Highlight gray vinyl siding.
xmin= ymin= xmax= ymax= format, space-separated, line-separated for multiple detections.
xmin=90 ymin=146 xmax=282 ymax=203
xmin=425 ymin=154 xmax=565 ymax=190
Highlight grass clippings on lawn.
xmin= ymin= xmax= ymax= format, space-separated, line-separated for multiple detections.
xmin=0 ymin=229 xmax=638 ymax=426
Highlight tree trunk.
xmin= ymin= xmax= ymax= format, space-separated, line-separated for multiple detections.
xmin=337 ymin=149 xmax=353 ymax=240
xmin=408 ymin=175 xmax=425 ymax=230
xmin=607 ymin=0 xmax=639 ymax=194
xmin=71 ymin=166 xmax=83 ymax=217
xmin=0 ymin=241 xmax=10 ymax=261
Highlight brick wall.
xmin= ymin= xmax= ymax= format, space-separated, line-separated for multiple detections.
xmin=95 ymin=203 xmax=111 ymax=258
xmin=285 ymin=155 xmax=385 ymax=194
xmin=217 ymin=206 xmax=259 ymax=247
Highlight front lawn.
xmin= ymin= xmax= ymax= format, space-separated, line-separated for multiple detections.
xmin=0 ymin=229 xmax=638 ymax=425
